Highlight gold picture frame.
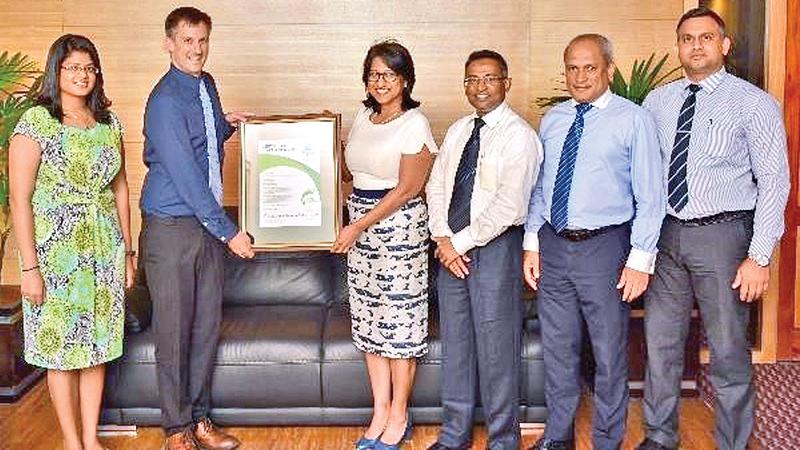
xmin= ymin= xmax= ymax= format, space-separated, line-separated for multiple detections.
xmin=239 ymin=112 xmax=342 ymax=250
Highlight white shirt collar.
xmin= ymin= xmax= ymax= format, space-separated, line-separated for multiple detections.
xmin=569 ymin=88 xmax=612 ymax=109
xmin=471 ymin=101 xmax=508 ymax=129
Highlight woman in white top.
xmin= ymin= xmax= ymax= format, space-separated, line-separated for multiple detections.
xmin=331 ymin=40 xmax=437 ymax=450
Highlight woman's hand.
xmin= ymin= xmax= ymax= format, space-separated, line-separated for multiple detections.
xmin=21 ymin=269 xmax=46 ymax=306
xmin=125 ymin=255 xmax=136 ymax=290
xmin=331 ymin=224 xmax=364 ymax=253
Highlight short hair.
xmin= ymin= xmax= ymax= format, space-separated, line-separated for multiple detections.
xmin=564 ymin=34 xmax=614 ymax=65
xmin=361 ymin=40 xmax=421 ymax=113
xmin=676 ymin=7 xmax=726 ymax=36
xmin=464 ymin=50 xmax=509 ymax=78
xmin=35 ymin=34 xmax=112 ymax=124
xmin=165 ymin=6 xmax=212 ymax=37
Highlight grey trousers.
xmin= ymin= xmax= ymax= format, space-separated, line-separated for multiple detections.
xmin=141 ymin=215 xmax=225 ymax=435
xmin=436 ymin=226 xmax=523 ymax=450
xmin=538 ymin=222 xmax=631 ymax=450
xmin=643 ymin=216 xmax=754 ymax=450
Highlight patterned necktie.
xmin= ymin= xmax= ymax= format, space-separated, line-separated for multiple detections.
xmin=448 ymin=118 xmax=485 ymax=233
xmin=550 ymin=103 xmax=592 ymax=233
xmin=199 ymin=79 xmax=223 ymax=205
xmin=667 ymin=84 xmax=701 ymax=212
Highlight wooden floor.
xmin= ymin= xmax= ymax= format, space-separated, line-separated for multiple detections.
xmin=1 ymin=382 xmax=716 ymax=450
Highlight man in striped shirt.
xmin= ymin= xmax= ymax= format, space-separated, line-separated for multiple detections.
xmin=638 ymin=7 xmax=789 ymax=450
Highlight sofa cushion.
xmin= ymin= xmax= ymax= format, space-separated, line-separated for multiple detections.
xmin=219 ymin=305 xmax=324 ymax=363
xmin=223 ymin=251 xmax=334 ymax=306
xmin=116 ymin=305 xmax=324 ymax=365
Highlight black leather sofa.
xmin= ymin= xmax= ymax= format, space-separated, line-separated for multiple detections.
xmin=101 ymin=250 xmax=546 ymax=426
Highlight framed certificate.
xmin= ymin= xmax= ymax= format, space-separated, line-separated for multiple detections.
xmin=239 ymin=113 xmax=342 ymax=250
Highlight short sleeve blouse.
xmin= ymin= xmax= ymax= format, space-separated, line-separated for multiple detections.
xmin=345 ymin=106 xmax=438 ymax=190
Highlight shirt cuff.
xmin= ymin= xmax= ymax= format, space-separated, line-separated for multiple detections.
xmin=748 ymin=235 xmax=776 ymax=265
xmin=523 ymin=231 xmax=540 ymax=252
xmin=626 ymin=248 xmax=657 ymax=274
xmin=451 ymin=229 xmax=476 ymax=255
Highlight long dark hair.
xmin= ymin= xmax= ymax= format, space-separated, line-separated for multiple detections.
xmin=361 ymin=40 xmax=421 ymax=114
xmin=35 ymin=34 xmax=112 ymax=124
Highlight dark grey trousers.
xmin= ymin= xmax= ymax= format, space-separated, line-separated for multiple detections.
xmin=538 ymin=222 xmax=631 ymax=450
xmin=437 ymin=226 xmax=523 ymax=450
xmin=643 ymin=217 xmax=754 ymax=450
xmin=141 ymin=215 xmax=225 ymax=435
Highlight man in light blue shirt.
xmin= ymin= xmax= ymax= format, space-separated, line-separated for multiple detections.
xmin=523 ymin=34 xmax=664 ymax=450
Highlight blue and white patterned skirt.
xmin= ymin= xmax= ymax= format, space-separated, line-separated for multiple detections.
xmin=347 ymin=193 xmax=430 ymax=359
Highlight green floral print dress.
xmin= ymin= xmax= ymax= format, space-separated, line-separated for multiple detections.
xmin=13 ymin=105 xmax=126 ymax=370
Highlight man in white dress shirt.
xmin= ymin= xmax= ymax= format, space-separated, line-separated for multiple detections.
xmin=425 ymin=49 xmax=542 ymax=450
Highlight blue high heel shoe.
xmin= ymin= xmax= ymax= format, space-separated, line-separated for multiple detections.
xmin=373 ymin=416 xmax=413 ymax=450
xmin=355 ymin=434 xmax=380 ymax=450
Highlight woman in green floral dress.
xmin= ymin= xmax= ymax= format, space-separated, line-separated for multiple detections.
xmin=8 ymin=35 xmax=134 ymax=450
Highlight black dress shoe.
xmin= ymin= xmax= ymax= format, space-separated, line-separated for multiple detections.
xmin=426 ymin=442 xmax=472 ymax=450
xmin=635 ymin=438 xmax=675 ymax=450
xmin=528 ymin=437 xmax=575 ymax=450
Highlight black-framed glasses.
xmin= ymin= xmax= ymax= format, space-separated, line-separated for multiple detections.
xmin=464 ymin=75 xmax=506 ymax=87
xmin=61 ymin=64 xmax=100 ymax=75
xmin=367 ymin=71 xmax=399 ymax=83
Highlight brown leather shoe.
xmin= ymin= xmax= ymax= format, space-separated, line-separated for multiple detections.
xmin=163 ymin=429 xmax=199 ymax=450
xmin=193 ymin=417 xmax=241 ymax=450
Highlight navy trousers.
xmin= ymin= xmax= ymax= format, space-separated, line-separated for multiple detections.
xmin=538 ymin=222 xmax=631 ymax=450
xmin=437 ymin=226 xmax=523 ymax=450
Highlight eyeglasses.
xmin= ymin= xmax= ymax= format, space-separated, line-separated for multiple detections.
xmin=464 ymin=75 xmax=506 ymax=87
xmin=367 ymin=71 xmax=399 ymax=83
xmin=61 ymin=64 xmax=100 ymax=75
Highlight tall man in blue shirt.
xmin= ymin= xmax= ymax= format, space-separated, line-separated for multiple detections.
xmin=523 ymin=34 xmax=664 ymax=450
xmin=140 ymin=7 xmax=254 ymax=450
xmin=637 ymin=8 xmax=789 ymax=450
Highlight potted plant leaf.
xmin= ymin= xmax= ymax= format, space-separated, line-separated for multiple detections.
xmin=0 ymin=51 xmax=42 ymax=275
xmin=611 ymin=52 xmax=681 ymax=105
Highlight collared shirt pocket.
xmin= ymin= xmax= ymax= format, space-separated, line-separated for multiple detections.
xmin=695 ymin=111 xmax=739 ymax=160
xmin=478 ymin=155 xmax=499 ymax=191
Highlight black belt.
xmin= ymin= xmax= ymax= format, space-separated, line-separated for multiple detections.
xmin=554 ymin=222 xmax=627 ymax=242
xmin=667 ymin=210 xmax=753 ymax=227
xmin=352 ymin=188 xmax=392 ymax=199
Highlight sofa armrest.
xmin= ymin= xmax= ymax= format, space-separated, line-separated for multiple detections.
xmin=125 ymin=284 xmax=152 ymax=334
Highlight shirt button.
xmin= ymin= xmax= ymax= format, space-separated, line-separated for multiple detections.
xmin=202 ymin=221 xmax=209 ymax=226
xmin=220 ymin=236 xmax=226 ymax=242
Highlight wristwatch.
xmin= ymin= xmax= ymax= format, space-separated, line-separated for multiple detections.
xmin=748 ymin=253 xmax=770 ymax=267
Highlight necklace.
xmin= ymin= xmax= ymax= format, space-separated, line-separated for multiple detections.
xmin=63 ymin=109 xmax=95 ymax=129
xmin=371 ymin=109 xmax=404 ymax=125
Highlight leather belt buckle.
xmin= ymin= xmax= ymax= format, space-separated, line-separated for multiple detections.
xmin=557 ymin=227 xmax=599 ymax=242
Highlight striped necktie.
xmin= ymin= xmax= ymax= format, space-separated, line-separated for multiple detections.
xmin=550 ymin=102 xmax=592 ymax=233
xmin=447 ymin=118 xmax=485 ymax=233
xmin=199 ymin=79 xmax=223 ymax=205
xmin=667 ymin=84 xmax=702 ymax=212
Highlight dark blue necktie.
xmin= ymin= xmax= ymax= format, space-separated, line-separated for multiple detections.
xmin=550 ymin=103 xmax=592 ymax=233
xmin=448 ymin=118 xmax=485 ymax=233
xmin=667 ymin=84 xmax=702 ymax=212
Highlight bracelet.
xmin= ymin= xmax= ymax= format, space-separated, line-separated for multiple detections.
xmin=21 ymin=265 xmax=39 ymax=273
xmin=125 ymin=250 xmax=136 ymax=257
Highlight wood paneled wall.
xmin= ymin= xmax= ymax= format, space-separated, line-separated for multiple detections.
xmin=0 ymin=0 xmax=685 ymax=283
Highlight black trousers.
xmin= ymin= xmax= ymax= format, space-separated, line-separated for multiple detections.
xmin=142 ymin=215 xmax=225 ymax=435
